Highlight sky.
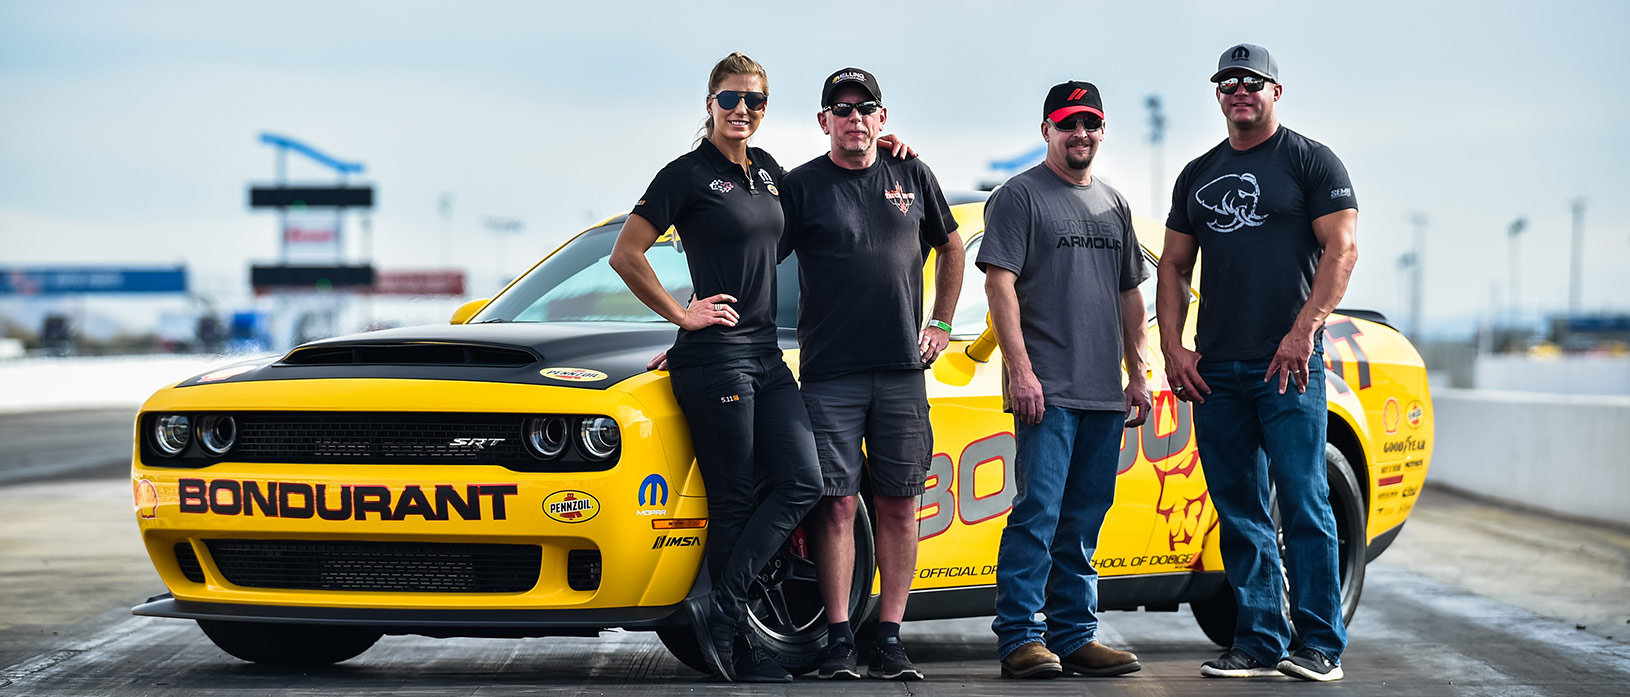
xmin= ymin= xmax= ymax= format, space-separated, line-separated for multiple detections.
xmin=2 ymin=0 xmax=1628 ymax=341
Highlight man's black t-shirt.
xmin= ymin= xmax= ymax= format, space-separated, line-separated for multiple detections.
xmin=632 ymin=139 xmax=786 ymax=368
xmin=1166 ymin=126 xmax=1356 ymax=361
xmin=780 ymin=154 xmax=956 ymax=381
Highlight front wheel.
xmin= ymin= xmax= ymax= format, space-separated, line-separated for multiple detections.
xmin=1191 ymin=443 xmax=1367 ymax=647
xmin=658 ymin=497 xmax=876 ymax=675
xmin=197 ymin=620 xmax=381 ymax=665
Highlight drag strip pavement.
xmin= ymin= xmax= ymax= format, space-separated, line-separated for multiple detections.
xmin=2 ymin=564 xmax=1626 ymax=696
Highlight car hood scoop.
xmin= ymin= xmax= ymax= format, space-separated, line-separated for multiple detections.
xmin=175 ymin=322 xmax=684 ymax=390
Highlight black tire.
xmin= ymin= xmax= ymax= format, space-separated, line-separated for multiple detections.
xmin=197 ymin=620 xmax=380 ymax=665
xmin=1190 ymin=443 xmax=1368 ymax=647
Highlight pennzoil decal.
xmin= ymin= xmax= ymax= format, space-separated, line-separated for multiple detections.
xmin=540 ymin=367 xmax=608 ymax=382
xmin=544 ymin=490 xmax=600 ymax=523
xmin=196 ymin=365 xmax=257 ymax=383
xmin=1406 ymin=400 xmax=1425 ymax=429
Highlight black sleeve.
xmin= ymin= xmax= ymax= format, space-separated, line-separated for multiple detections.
xmin=1165 ymin=159 xmax=1197 ymax=235
xmin=1301 ymin=144 xmax=1358 ymax=219
xmin=976 ymin=182 xmax=1031 ymax=276
xmin=916 ymin=161 xmax=957 ymax=248
xmin=631 ymin=158 xmax=692 ymax=231
xmin=777 ymin=171 xmax=801 ymax=262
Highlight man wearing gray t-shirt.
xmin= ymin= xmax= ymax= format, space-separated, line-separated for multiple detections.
xmin=978 ymin=81 xmax=1151 ymax=680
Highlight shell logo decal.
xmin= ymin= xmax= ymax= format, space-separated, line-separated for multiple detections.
xmin=133 ymin=479 xmax=159 ymax=519
xmin=1382 ymin=398 xmax=1401 ymax=435
xmin=543 ymin=490 xmax=600 ymax=523
xmin=540 ymin=367 xmax=608 ymax=382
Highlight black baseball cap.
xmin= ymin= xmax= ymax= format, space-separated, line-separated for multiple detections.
xmin=1043 ymin=81 xmax=1104 ymax=123
xmin=822 ymin=67 xmax=882 ymax=107
xmin=1210 ymin=43 xmax=1279 ymax=82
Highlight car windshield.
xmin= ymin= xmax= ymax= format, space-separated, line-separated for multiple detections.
xmin=472 ymin=222 xmax=801 ymax=327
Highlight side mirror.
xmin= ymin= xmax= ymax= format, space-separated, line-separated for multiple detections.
xmin=449 ymin=298 xmax=490 ymax=325
xmin=965 ymin=313 xmax=998 ymax=363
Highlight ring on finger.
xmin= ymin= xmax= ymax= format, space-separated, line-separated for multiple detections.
xmin=714 ymin=303 xmax=723 ymax=311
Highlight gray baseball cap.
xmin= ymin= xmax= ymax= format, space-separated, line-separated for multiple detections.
xmin=1210 ymin=43 xmax=1279 ymax=82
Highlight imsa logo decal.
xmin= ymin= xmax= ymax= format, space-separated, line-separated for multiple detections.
xmin=544 ymin=490 xmax=600 ymax=523
xmin=540 ymin=367 xmax=608 ymax=382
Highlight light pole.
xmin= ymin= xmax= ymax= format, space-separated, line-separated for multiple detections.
xmin=1409 ymin=213 xmax=1426 ymax=338
xmin=484 ymin=217 xmax=525 ymax=293
xmin=1146 ymin=96 xmax=1166 ymax=217
xmin=1508 ymin=217 xmax=1527 ymax=326
xmin=1570 ymin=198 xmax=1586 ymax=316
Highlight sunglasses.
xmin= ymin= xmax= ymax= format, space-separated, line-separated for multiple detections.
xmin=712 ymin=90 xmax=768 ymax=111
xmin=823 ymin=101 xmax=882 ymax=117
xmin=1050 ymin=115 xmax=1103 ymax=133
xmin=1217 ymin=76 xmax=1270 ymax=95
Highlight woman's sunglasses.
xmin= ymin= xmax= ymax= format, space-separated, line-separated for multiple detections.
xmin=712 ymin=90 xmax=768 ymax=111
xmin=1217 ymin=76 xmax=1270 ymax=95
xmin=823 ymin=101 xmax=882 ymax=117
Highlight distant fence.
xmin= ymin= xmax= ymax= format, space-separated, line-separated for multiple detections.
xmin=1430 ymin=388 xmax=1630 ymax=528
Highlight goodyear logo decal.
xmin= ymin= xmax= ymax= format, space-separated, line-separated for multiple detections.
xmin=540 ymin=367 xmax=608 ymax=382
xmin=544 ymin=490 xmax=600 ymax=523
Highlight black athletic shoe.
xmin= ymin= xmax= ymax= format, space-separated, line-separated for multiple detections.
xmin=1200 ymin=648 xmax=1280 ymax=678
xmin=867 ymin=636 xmax=925 ymax=680
xmin=817 ymin=640 xmax=861 ymax=679
xmin=1278 ymin=648 xmax=1344 ymax=682
xmin=688 ymin=598 xmax=735 ymax=681
xmin=734 ymin=644 xmax=793 ymax=683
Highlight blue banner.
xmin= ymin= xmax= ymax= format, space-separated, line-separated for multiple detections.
xmin=0 ymin=267 xmax=188 ymax=295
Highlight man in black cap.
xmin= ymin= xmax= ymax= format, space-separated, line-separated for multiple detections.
xmin=1157 ymin=43 xmax=1358 ymax=682
xmin=780 ymin=66 xmax=963 ymax=681
xmin=978 ymin=81 xmax=1150 ymax=680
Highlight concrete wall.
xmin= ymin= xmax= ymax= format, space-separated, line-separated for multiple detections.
xmin=1475 ymin=356 xmax=1630 ymax=396
xmin=1432 ymin=388 xmax=1630 ymax=528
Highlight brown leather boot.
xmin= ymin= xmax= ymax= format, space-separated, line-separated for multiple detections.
xmin=1060 ymin=641 xmax=1141 ymax=677
xmin=1001 ymin=642 xmax=1062 ymax=679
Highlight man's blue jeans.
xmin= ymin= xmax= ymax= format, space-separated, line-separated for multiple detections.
xmin=1193 ymin=353 xmax=1347 ymax=665
xmin=992 ymin=406 xmax=1123 ymax=659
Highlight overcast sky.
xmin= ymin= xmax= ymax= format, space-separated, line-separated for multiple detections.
xmin=2 ymin=0 xmax=1627 ymax=339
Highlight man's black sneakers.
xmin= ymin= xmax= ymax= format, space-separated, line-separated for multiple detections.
xmin=1278 ymin=648 xmax=1344 ymax=682
xmin=734 ymin=644 xmax=793 ymax=683
xmin=1199 ymin=648 xmax=1280 ymax=678
xmin=817 ymin=640 xmax=861 ymax=679
xmin=867 ymin=636 xmax=925 ymax=680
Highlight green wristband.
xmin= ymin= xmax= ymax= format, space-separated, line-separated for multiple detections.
xmin=927 ymin=319 xmax=952 ymax=333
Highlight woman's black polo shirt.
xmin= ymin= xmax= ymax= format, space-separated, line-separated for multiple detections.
xmin=632 ymin=139 xmax=786 ymax=368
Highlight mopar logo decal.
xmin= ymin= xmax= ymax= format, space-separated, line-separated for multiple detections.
xmin=637 ymin=474 xmax=669 ymax=516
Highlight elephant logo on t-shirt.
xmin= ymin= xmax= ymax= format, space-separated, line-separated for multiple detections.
xmin=1196 ymin=173 xmax=1270 ymax=233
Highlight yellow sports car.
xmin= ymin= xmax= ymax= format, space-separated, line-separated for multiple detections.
xmin=130 ymin=191 xmax=1433 ymax=671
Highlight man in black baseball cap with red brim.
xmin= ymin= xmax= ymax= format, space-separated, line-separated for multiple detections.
xmin=981 ymin=79 xmax=1151 ymax=680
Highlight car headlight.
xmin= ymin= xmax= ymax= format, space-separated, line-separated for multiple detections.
xmin=153 ymin=415 xmax=191 ymax=456
xmin=578 ymin=417 xmax=620 ymax=460
xmin=197 ymin=415 xmax=237 ymax=456
xmin=525 ymin=416 xmax=570 ymax=459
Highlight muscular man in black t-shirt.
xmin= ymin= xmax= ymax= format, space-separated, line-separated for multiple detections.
xmin=781 ymin=67 xmax=963 ymax=682
xmin=1156 ymin=44 xmax=1359 ymax=683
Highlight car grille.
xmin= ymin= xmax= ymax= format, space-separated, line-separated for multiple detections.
xmin=175 ymin=542 xmax=205 ymax=583
xmin=204 ymin=540 xmax=542 ymax=593
xmin=196 ymin=412 xmax=609 ymax=471
xmin=567 ymin=549 xmax=601 ymax=591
